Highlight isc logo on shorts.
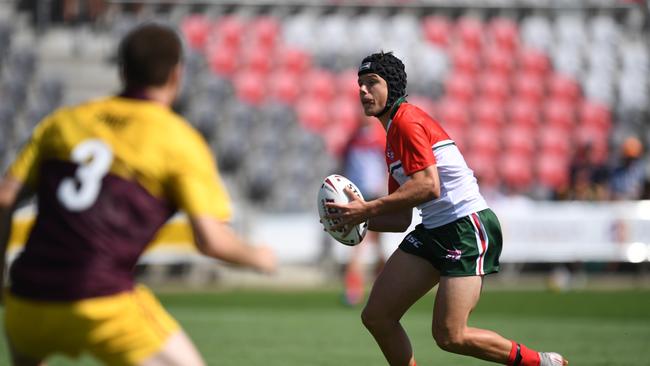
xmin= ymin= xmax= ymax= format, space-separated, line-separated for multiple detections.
xmin=405 ymin=234 xmax=422 ymax=248
xmin=445 ymin=249 xmax=462 ymax=261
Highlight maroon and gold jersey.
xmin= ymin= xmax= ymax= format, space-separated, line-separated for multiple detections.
xmin=7 ymin=95 xmax=231 ymax=301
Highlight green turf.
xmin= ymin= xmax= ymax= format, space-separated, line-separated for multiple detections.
xmin=1 ymin=289 xmax=649 ymax=365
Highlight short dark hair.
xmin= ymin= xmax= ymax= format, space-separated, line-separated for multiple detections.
xmin=118 ymin=23 xmax=183 ymax=88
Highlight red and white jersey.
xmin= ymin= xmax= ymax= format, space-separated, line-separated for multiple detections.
xmin=385 ymin=101 xmax=488 ymax=229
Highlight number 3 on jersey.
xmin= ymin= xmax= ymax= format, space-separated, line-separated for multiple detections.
xmin=57 ymin=139 xmax=113 ymax=211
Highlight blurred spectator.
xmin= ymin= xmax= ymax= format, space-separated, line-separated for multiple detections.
xmin=610 ymin=136 xmax=646 ymax=200
xmin=18 ymin=0 xmax=107 ymax=26
xmin=567 ymin=143 xmax=609 ymax=200
xmin=340 ymin=118 xmax=387 ymax=306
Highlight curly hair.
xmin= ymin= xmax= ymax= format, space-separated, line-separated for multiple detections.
xmin=358 ymin=51 xmax=407 ymax=115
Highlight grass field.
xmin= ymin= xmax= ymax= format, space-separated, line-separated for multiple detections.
xmin=1 ymin=289 xmax=649 ymax=365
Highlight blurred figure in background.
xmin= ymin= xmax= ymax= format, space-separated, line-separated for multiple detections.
xmin=0 ymin=23 xmax=275 ymax=366
xmin=567 ymin=142 xmax=609 ymax=201
xmin=341 ymin=117 xmax=388 ymax=306
xmin=610 ymin=136 xmax=646 ymax=200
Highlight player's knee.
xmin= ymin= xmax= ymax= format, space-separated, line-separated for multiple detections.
xmin=361 ymin=306 xmax=389 ymax=332
xmin=432 ymin=326 xmax=465 ymax=353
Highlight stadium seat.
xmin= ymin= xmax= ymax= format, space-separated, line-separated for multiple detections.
xmin=242 ymin=46 xmax=273 ymax=75
xmin=303 ymin=69 xmax=336 ymax=102
xmin=337 ymin=69 xmax=361 ymax=103
xmin=435 ymin=97 xmax=470 ymax=129
xmin=578 ymin=100 xmax=611 ymax=131
xmin=543 ymin=99 xmax=576 ymax=131
xmin=451 ymin=46 xmax=481 ymax=75
xmin=484 ymin=47 xmax=516 ymax=76
xmin=467 ymin=126 xmax=500 ymax=157
xmin=207 ymin=45 xmax=238 ymax=77
xmin=249 ymin=16 xmax=280 ymax=51
xmin=507 ymin=98 xmax=540 ymax=128
xmin=296 ymin=96 xmax=328 ymax=133
xmin=539 ymin=127 xmax=571 ymax=158
xmin=465 ymin=152 xmax=500 ymax=188
xmin=488 ymin=17 xmax=519 ymax=52
xmin=456 ymin=17 xmax=484 ymax=51
xmin=521 ymin=15 xmax=553 ymax=51
xmin=214 ymin=16 xmax=246 ymax=49
xmin=536 ymin=154 xmax=569 ymax=190
xmin=503 ymin=127 xmax=535 ymax=157
xmin=329 ymin=97 xmax=360 ymax=138
xmin=548 ymin=73 xmax=581 ymax=103
xmin=500 ymin=154 xmax=533 ymax=192
xmin=445 ymin=72 xmax=475 ymax=103
xmin=269 ymin=70 xmax=301 ymax=105
xmin=277 ymin=47 xmax=311 ymax=76
xmin=478 ymin=73 xmax=510 ymax=102
xmin=423 ymin=15 xmax=452 ymax=47
xmin=518 ymin=48 xmax=550 ymax=77
xmin=408 ymin=95 xmax=436 ymax=118
xmin=233 ymin=71 xmax=267 ymax=106
xmin=181 ymin=15 xmax=212 ymax=50
xmin=473 ymin=98 xmax=505 ymax=129
xmin=512 ymin=73 xmax=545 ymax=105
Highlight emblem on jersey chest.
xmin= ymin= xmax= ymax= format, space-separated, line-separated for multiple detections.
xmin=386 ymin=146 xmax=394 ymax=160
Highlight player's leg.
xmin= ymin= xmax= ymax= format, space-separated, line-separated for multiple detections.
xmin=343 ymin=242 xmax=365 ymax=306
xmin=139 ymin=330 xmax=205 ymax=366
xmin=432 ymin=276 xmax=568 ymax=366
xmin=361 ymin=249 xmax=440 ymax=366
xmin=432 ymin=275 xmax=512 ymax=362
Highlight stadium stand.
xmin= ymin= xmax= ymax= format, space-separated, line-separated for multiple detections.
xmin=1 ymin=1 xmax=648 ymax=209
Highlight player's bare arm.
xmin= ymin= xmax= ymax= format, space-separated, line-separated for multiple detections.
xmin=327 ymin=164 xmax=440 ymax=229
xmin=367 ymin=208 xmax=412 ymax=232
xmin=189 ymin=216 xmax=276 ymax=274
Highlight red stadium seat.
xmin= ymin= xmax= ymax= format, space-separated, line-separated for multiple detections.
xmin=473 ymin=98 xmax=505 ymax=128
xmin=467 ymin=126 xmax=500 ymax=156
xmin=543 ymin=99 xmax=576 ymax=131
xmin=445 ymin=72 xmax=475 ymax=103
xmin=249 ymin=16 xmax=280 ymax=50
xmin=512 ymin=73 xmax=546 ymax=105
xmin=423 ymin=15 xmax=453 ymax=47
xmin=507 ymin=98 xmax=540 ymax=128
xmin=484 ymin=47 xmax=516 ymax=76
xmin=303 ymin=69 xmax=336 ymax=102
xmin=578 ymin=100 xmax=611 ymax=131
xmin=207 ymin=45 xmax=238 ymax=77
xmin=296 ymin=96 xmax=328 ymax=133
xmin=465 ymin=152 xmax=500 ymax=188
xmin=337 ymin=69 xmax=360 ymax=103
xmin=548 ymin=73 xmax=581 ymax=103
xmin=518 ymin=48 xmax=550 ymax=77
xmin=269 ymin=71 xmax=300 ymax=105
xmin=181 ymin=15 xmax=212 ymax=50
xmin=500 ymin=154 xmax=533 ymax=192
xmin=443 ymin=124 xmax=465 ymax=151
xmin=503 ymin=127 xmax=535 ymax=156
xmin=539 ymin=127 xmax=571 ymax=158
xmin=456 ymin=17 xmax=484 ymax=51
xmin=435 ymin=97 xmax=470 ymax=129
xmin=488 ymin=18 xmax=519 ymax=52
xmin=536 ymin=154 xmax=569 ymax=190
xmin=277 ymin=47 xmax=311 ymax=76
xmin=330 ymin=97 xmax=361 ymax=137
xmin=214 ymin=16 xmax=246 ymax=49
xmin=478 ymin=73 xmax=510 ymax=102
xmin=242 ymin=47 xmax=273 ymax=75
xmin=451 ymin=46 xmax=481 ymax=75
xmin=234 ymin=70 xmax=267 ymax=106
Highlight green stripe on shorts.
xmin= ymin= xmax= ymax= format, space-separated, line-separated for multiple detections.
xmin=398 ymin=209 xmax=502 ymax=276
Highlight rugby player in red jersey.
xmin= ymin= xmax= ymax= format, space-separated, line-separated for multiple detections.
xmin=326 ymin=51 xmax=567 ymax=366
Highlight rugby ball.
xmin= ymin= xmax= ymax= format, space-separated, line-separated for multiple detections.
xmin=317 ymin=174 xmax=368 ymax=246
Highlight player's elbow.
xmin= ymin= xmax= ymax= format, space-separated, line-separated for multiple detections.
xmin=423 ymin=183 xmax=440 ymax=201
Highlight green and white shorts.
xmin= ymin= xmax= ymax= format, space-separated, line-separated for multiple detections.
xmin=399 ymin=209 xmax=502 ymax=276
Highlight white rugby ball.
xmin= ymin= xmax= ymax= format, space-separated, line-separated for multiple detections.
xmin=317 ymin=174 xmax=368 ymax=246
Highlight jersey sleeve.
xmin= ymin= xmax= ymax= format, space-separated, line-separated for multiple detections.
xmin=6 ymin=115 xmax=56 ymax=189
xmin=393 ymin=120 xmax=436 ymax=176
xmin=166 ymin=126 xmax=232 ymax=221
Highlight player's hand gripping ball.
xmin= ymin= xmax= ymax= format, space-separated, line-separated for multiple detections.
xmin=317 ymin=174 xmax=368 ymax=246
